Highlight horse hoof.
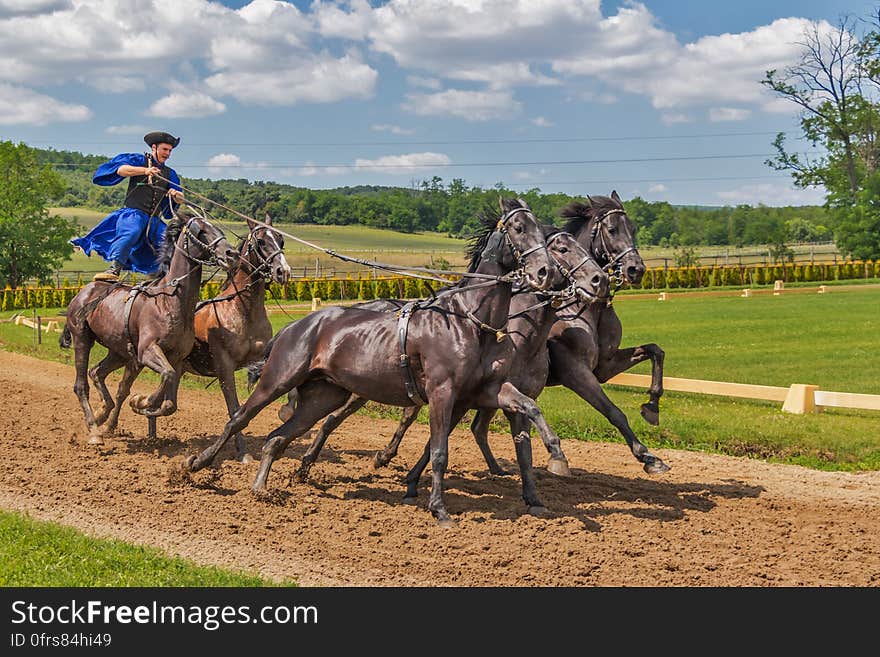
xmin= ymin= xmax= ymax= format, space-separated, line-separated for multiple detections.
xmin=278 ymin=404 xmax=294 ymax=423
xmin=87 ymin=434 xmax=104 ymax=446
xmin=547 ymin=457 xmax=572 ymax=477
xmin=489 ymin=466 xmax=511 ymax=476
xmin=238 ymin=453 xmax=254 ymax=465
xmin=643 ymin=458 xmax=671 ymax=475
xmin=402 ymin=495 xmax=418 ymax=506
xmin=372 ymin=453 xmax=389 ymax=469
xmin=435 ymin=517 xmax=457 ymax=529
xmin=182 ymin=454 xmax=197 ymax=472
xmin=527 ymin=505 xmax=549 ymax=517
xmin=640 ymin=403 xmax=660 ymax=426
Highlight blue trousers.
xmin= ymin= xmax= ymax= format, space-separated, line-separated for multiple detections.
xmin=71 ymin=207 xmax=167 ymax=274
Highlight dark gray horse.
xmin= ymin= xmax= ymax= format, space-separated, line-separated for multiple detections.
xmin=291 ymin=226 xmax=610 ymax=511
xmin=288 ymin=191 xmax=669 ymax=480
xmin=60 ymin=212 xmax=239 ymax=444
xmin=183 ymin=198 xmax=593 ymax=525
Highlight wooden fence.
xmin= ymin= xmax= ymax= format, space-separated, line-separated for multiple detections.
xmin=607 ymin=373 xmax=880 ymax=414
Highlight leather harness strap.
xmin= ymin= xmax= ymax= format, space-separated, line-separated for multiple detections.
xmin=396 ymin=301 xmax=427 ymax=405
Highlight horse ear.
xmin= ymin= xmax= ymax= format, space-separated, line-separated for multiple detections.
xmin=516 ymin=197 xmax=529 ymax=209
xmin=611 ymin=190 xmax=621 ymax=203
xmin=498 ymin=196 xmax=506 ymax=213
xmin=264 ymin=212 xmax=273 ymax=226
xmin=585 ymin=195 xmax=593 ymax=207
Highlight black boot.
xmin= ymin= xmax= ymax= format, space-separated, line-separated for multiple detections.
xmin=93 ymin=260 xmax=124 ymax=282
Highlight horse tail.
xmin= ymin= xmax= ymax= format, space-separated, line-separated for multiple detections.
xmin=59 ymin=323 xmax=72 ymax=349
xmin=246 ymin=360 xmax=265 ymax=390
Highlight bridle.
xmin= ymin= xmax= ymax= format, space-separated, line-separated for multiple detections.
xmin=589 ymin=207 xmax=638 ymax=290
xmin=488 ymin=206 xmax=551 ymax=285
xmin=175 ymin=216 xmax=228 ymax=267
xmin=542 ymin=231 xmax=607 ymax=307
xmin=240 ymin=225 xmax=285 ymax=279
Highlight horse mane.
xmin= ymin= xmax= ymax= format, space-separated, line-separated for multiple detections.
xmin=155 ymin=218 xmax=185 ymax=277
xmin=464 ymin=198 xmax=527 ymax=273
xmin=559 ymin=195 xmax=617 ymax=236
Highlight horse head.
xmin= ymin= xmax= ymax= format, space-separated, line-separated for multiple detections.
xmin=561 ymin=190 xmax=646 ymax=287
xmin=242 ymin=213 xmax=291 ymax=285
xmin=543 ymin=228 xmax=609 ymax=304
xmin=485 ymin=197 xmax=554 ymax=291
xmin=178 ymin=215 xmax=240 ymax=273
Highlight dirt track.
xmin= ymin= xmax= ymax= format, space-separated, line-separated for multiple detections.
xmin=1 ymin=350 xmax=879 ymax=586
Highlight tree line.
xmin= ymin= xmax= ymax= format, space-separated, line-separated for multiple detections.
xmin=35 ymin=146 xmax=831 ymax=248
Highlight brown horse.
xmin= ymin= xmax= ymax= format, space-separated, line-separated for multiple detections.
xmin=183 ymin=213 xmax=291 ymax=461
xmin=60 ymin=212 xmax=239 ymax=444
xmin=184 ymin=198 xmax=581 ymax=525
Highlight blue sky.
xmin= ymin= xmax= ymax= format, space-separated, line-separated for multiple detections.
xmin=0 ymin=0 xmax=864 ymax=206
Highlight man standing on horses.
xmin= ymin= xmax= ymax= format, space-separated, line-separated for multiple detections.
xmin=71 ymin=131 xmax=186 ymax=282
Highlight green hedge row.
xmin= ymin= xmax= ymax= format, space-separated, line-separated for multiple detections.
xmin=633 ymin=260 xmax=879 ymax=290
xmin=3 ymin=261 xmax=877 ymax=310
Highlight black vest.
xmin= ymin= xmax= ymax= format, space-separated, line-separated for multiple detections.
xmin=124 ymin=153 xmax=172 ymax=216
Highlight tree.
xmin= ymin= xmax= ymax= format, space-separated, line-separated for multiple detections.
xmin=0 ymin=141 xmax=76 ymax=288
xmin=763 ymin=13 xmax=880 ymax=258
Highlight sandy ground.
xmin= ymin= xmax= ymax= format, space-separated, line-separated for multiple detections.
xmin=1 ymin=350 xmax=878 ymax=587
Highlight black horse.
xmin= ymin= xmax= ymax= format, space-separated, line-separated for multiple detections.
xmin=183 ymin=198 xmax=592 ymax=525
xmin=289 ymin=191 xmax=669 ymax=478
xmin=60 ymin=211 xmax=239 ymax=444
xmin=291 ymin=226 xmax=610 ymax=510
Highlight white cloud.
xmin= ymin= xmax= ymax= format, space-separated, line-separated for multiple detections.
xmin=0 ymin=82 xmax=90 ymax=125
xmin=709 ymin=107 xmax=752 ymax=122
xmin=531 ymin=116 xmax=553 ymax=128
xmin=716 ymin=182 xmax=826 ymax=206
xmin=406 ymin=75 xmax=442 ymax=90
xmin=205 ymin=51 xmax=377 ymax=106
xmin=313 ymin=0 xmax=373 ymax=40
xmin=206 ymin=152 xmax=270 ymax=175
xmin=0 ymin=0 xmax=70 ymax=17
xmin=371 ymin=123 xmax=415 ymax=136
xmin=148 ymin=91 xmax=226 ymax=118
xmin=106 ymin=124 xmax=150 ymax=135
xmin=354 ymin=152 xmax=452 ymax=174
xmin=402 ymin=88 xmax=521 ymax=121
xmin=648 ymin=183 xmax=668 ymax=193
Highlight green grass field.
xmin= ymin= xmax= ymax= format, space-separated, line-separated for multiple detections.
xmin=0 ymin=510 xmax=291 ymax=586
xmin=3 ymin=285 xmax=878 ymax=471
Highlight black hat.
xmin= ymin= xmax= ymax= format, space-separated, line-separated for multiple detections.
xmin=144 ymin=131 xmax=180 ymax=148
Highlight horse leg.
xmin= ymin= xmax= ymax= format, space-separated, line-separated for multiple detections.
xmin=88 ymin=352 xmax=126 ymax=425
xmin=594 ymin=344 xmax=665 ymax=426
xmin=470 ymin=408 xmax=510 ymax=475
xmin=278 ymin=389 xmax=298 ymax=422
xmin=424 ymin=390 xmax=456 ymax=527
xmin=554 ymin=345 xmax=670 ymax=474
xmin=403 ymin=403 xmax=468 ymax=519
xmin=71 ymin=329 xmax=102 ymax=444
xmin=253 ymin=383 xmax=352 ymax=494
xmin=104 ymin=362 xmax=142 ymax=434
xmin=186 ymin=377 xmax=290 ymax=472
xmin=129 ymin=343 xmax=176 ymax=416
xmin=374 ymin=404 xmax=421 ymax=469
xmin=505 ymin=411 xmax=547 ymax=515
xmin=213 ymin=351 xmax=251 ymax=463
xmin=489 ymin=381 xmax=570 ymax=477
xmin=294 ymin=394 xmax=367 ymax=482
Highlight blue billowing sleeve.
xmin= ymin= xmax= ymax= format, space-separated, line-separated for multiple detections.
xmin=160 ymin=167 xmax=183 ymax=219
xmin=92 ymin=152 xmax=145 ymax=186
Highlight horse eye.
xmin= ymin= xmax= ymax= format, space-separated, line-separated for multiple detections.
xmin=514 ymin=224 xmax=524 ymax=234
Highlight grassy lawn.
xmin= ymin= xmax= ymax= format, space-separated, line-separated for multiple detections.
xmin=2 ymin=287 xmax=879 ymax=472
xmin=0 ymin=510 xmax=291 ymax=586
